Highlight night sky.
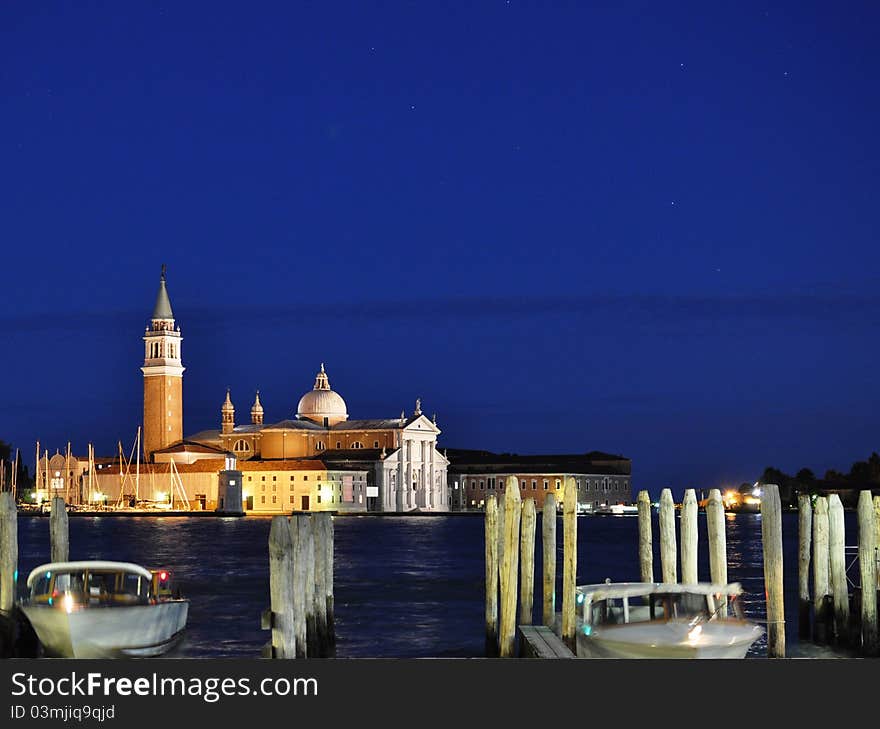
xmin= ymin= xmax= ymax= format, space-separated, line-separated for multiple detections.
xmin=3 ymin=3 xmax=879 ymax=497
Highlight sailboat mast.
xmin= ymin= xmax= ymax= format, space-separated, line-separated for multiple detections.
xmin=135 ymin=426 xmax=141 ymax=504
xmin=65 ymin=441 xmax=71 ymax=503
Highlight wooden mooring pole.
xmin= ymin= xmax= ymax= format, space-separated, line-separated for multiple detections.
xmin=542 ymin=493 xmax=556 ymax=627
xmin=519 ymin=498 xmax=536 ymax=626
xmin=706 ymin=489 xmax=727 ymax=613
xmin=323 ymin=513 xmax=335 ymax=651
xmin=760 ymin=483 xmax=785 ymax=658
xmin=797 ymin=494 xmax=812 ymax=640
xmin=484 ymin=494 xmax=499 ymax=656
xmin=659 ymin=488 xmax=677 ymax=583
xmin=561 ymin=476 xmax=577 ymax=651
xmin=267 ymin=516 xmax=296 ymax=658
xmin=312 ymin=513 xmax=329 ymax=657
xmin=812 ymin=496 xmax=831 ymax=644
xmin=0 ymin=492 xmax=17 ymax=614
xmin=301 ymin=514 xmax=318 ymax=657
xmin=681 ymin=489 xmax=698 ymax=584
xmin=499 ymin=477 xmax=521 ymax=657
xmin=291 ymin=514 xmax=309 ymax=658
xmin=50 ymin=496 xmax=69 ymax=563
xmin=828 ymin=494 xmax=850 ymax=646
xmin=637 ymin=490 xmax=653 ymax=583
xmin=858 ymin=490 xmax=878 ymax=655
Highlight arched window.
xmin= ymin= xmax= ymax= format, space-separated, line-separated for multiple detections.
xmin=316 ymin=441 xmax=325 ymax=451
xmin=351 ymin=442 xmax=363 ymax=449
xmin=233 ymin=439 xmax=251 ymax=453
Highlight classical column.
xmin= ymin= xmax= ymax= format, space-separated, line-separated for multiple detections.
xmin=396 ymin=449 xmax=404 ymax=512
xmin=429 ymin=443 xmax=436 ymax=510
xmin=405 ymin=439 xmax=412 ymax=510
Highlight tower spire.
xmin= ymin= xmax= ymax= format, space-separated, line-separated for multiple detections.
xmin=251 ymin=390 xmax=264 ymax=425
xmin=152 ymin=264 xmax=174 ymax=320
xmin=313 ymin=363 xmax=331 ymax=391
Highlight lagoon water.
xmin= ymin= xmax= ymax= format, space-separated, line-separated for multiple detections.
xmin=15 ymin=511 xmax=859 ymax=658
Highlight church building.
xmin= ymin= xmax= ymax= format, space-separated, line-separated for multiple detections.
xmin=137 ymin=267 xmax=449 ymax=512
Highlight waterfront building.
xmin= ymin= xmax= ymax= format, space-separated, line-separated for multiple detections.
xmin=446 ymin=448 xmax=632 ymax=511
xmin=134 ymin=266 xmax=448 ymax=512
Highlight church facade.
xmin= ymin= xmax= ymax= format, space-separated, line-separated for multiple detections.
xmin=138 ymin=267 xmax=449 ymax=513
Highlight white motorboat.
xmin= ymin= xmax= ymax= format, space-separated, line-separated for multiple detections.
xmin=594 ymin=503 xmax=639 ymax=515
xmin=575 ymin=581 xmax=763 ymax=658
xmin=20 ymin=561 xmax=189 ymax=658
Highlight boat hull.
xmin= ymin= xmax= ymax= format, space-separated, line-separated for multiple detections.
xmin=21 ymin=601 xmax=189 ymax=658
xmin=576 ymin=619 xmax=762 ymax=659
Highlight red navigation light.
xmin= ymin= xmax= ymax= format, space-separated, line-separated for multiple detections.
xmin=159 ymin=571 xmax=168 ymax=581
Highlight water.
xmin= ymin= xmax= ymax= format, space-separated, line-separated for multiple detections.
xmin=15 ymin=511 xmax=859 ymax=658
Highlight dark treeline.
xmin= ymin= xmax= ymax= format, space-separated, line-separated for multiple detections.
xmin=0 ymin=439 xmax=33 ymax=493
xmin=752 ymin=452 xmax=880 ymax=507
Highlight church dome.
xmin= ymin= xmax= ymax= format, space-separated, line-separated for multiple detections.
xmin=297 ymin=364 xmax=348 ymax=426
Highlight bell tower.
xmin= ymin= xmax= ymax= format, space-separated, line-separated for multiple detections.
xmin=142 ymin=265 xmax=185 ymax=459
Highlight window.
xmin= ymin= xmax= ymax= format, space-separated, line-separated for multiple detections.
xmin=543 ymin=481 xmax=548 ymax=490
xmin=479 ymin=480 xmax=484 ymax=490
xmin=290 ymin=475 xmax=294 ymax=481
xmin=352 ymin=442 xmax=363 ymax=449
xmin=317 ymin=495 xmax=322 ymax=504
xmin=336 ymin=441 xmax=341 ymax=449
xmin=261 ymin=495 xmax=265 ymax=504
xmin=521 ymin=481 xmax=526 ymax=489
xmin=272 ymin=484 xmax=277 ymax=492
xmin=289 ymin=495 xmax=294 ymax=504
xmin=261 ymin=476 xmax=265 ymax=481
xmin=261 ymin=484 xmax=265 ymax=492
xmin=556 ymin=480 xmax=561 ymax=490
xmin=303 ymin=475 xmax=308 ymax=481
xmin=316 ymin=441 xmax=325 ymax=451
xmin=532 ymin=480 xmax=537 ymax=490
xmin=272 ymin=495 xmax=277 ymax=504
xmin=248 ymin=476 xmax=252 ymax=482
xmin=272 ymin=476 xmax=277 ymax=481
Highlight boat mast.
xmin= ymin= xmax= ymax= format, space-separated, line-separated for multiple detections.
xmin=64 ymin=441 xmax=72 ymax=504
xmin=135 ymin=426 xmax=141 ymax=504
xmin=88 ymin=443 xmax=94 ymax=504
xmin=12 ymin=448 xmax=19 ymax=501
xmin=35 ymin=440 xmax=40 ymax=502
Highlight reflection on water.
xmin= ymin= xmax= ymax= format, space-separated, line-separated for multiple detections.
xmin=16 ymin=511 xmax=854 ymax=658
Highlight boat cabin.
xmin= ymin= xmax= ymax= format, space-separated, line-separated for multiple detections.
xmin=577 ymin=582 xmax=746 ymax=632
xmin=25 ymin=561 xmax=176 ymax=610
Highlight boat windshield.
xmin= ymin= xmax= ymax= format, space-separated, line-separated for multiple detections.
xmin=590 ymin=592 xmax=712 ymax=626
xmin=29 ymin=569 xmax=152 ymax=607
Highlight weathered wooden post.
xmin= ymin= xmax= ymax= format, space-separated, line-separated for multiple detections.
xmin=659 ymin=488 xmax=677 ymax=583
xmin=323 ymin=513 xmax=335 ymax=650
xmin=499 ymin=477 xmax=521 ymax=657
xmin=874 ymin=495 xmax=880 ymax=560
xmin=542 ymin=493 xmax=557 ymax=627
xmin=637 ymin=490 xmax=653 ymax=584
xmin=760 ymin=483 xmax=785 ymax=658
xmin=498 ymin=492 xmax=506 ymax=584
xmin=858 ymin=490 xmax=878 ymax=655
xmin=797 ymin=494 xmax=812 ymax=639
xmin=300 ymin=513 xmax=318 ymax=656
xmin=706 ymin=489 xmax=727 ymax=612
xmin=291 ymin=515 xmax=308 ymax=658
xmin=828 ymin=494 xmax=850 ymax=646
xmin=561 ymin=476 xmax=577 ymax=651
xmin=312 ymin=514 xmax=329 ymax=656
xmin=812 ymin=496 xmax=831 ymax=644
xmin=0 ymin=492 xmax=17 ymax=614
xmin=267 ymin=516 xmax=296 ymax=658
xmin=50 ymin=497 xmax=69 ymax=563
xmin=484 ymin=494 xmax=499 ymax=656
xmin=681 ymin=489 xmax=698 ymax=584
xmin=519 ymin=498 xmax=536 ymax=625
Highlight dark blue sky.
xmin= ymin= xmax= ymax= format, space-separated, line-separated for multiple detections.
xmin=2 ymin=2 xmax=879 ymax=497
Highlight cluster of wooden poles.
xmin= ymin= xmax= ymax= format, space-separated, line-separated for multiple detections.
xmin=484 ymin=475 xmax=579 ymax=656
xmin=0 ymin=495 xmax=69 ymax=615
xmin=796 ymin=491 xmax=879 ymax=656
xmin=264 ymin=513 xmax=335 ymax=658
